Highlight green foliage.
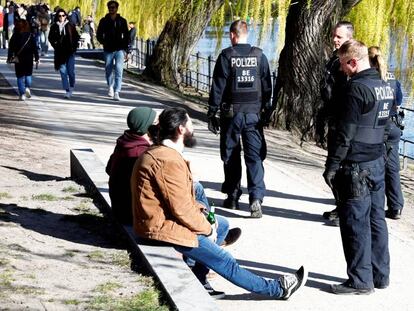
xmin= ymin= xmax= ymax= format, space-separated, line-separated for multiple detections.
xmin=94 ymin=281 xmax=122 ymax=293
xmin=31 ymin=194 xmax=59 ymax=201
xmin=0 ymin=192 xmax=12 ymax=199
xmin=348 ymin=0 xmax=414 ymax=98
xmin=62 ymin=186 xmax=78 ymax=193
xmin=88 ymin=288 xmax=169 ymax=311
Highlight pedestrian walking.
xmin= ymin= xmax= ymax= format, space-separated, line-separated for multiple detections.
xmin=207 ymin=20 xmax=272 ymax=218
xmin=96 ymin=0 xmax=129 ymax=101
xmin=7 ymin=19 xmax=39 ymax=101
xmin=368 ymin=46 xmax=405 ymax=220
xmin=36 ymin=4 xmax=50 ymax=56
xmin=48 ymin=8 xmax=79 ymax=99
xmin=324 ymin=39 xmax=391 ymax=294
xmin=3 ymin=4 xmax=19 ymax=49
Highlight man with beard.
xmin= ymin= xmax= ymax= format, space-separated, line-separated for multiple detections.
xmin=131 ymin=107 xmax=307 ymax=299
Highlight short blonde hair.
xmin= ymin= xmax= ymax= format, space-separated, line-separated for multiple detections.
xmin=338 ymin=39 xmax=368 ymax=62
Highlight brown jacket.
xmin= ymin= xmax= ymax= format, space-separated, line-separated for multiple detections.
xmin=131 ymin=145 xmax=211 ymax=247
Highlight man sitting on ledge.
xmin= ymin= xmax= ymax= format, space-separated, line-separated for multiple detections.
xmin=131 ymin=107 xmax=307 ymax=299
xmin=106 ymin=106 xmax=241 ymax=256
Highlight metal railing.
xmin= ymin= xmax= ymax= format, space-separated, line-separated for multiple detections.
xmin=125 ymin=38 xmax=278 ymax=93
xmin=400 ymin=106 xmax=414 ymax=169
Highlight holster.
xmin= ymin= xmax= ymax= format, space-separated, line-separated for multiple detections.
xmin=336 ymin=163 xmax=370 ymax=200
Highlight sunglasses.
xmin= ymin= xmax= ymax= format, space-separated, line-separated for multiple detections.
xmin=108 ymin=6 xmax=117 ymax=9
xmin=58 ymin=14 xmax=66 ymax=17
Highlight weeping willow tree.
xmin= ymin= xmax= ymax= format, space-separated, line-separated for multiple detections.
xmin=272 ymin=0 xmax=414 ymax=139
xmin=348 ymin=0 xmax=414 ymax=103
xmin=143 ymin=0 xmax=226 ymax=88
xmin=144 ymin=0 xmax=278 ymax=88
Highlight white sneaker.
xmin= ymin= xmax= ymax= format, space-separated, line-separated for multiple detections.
xmin=25 ymin=88 xmax=31 ymax=98
xmin=279 ymin=266 xmax=307 ymax=300
xmin=64 ymin=90 xmax=71 ymax=99
xmin=108 ymin=86 xmax=114 ymax=97
xmin=19 ymin=94 xmax=26 ymax=101
xmin=68 ymin=88 xmax=73 ymax=98
xmin=113 ymin=92 xmax=120 ymax=101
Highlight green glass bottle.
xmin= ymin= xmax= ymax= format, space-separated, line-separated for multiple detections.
xmin=206 ymin=203 xmax=216 ymax=224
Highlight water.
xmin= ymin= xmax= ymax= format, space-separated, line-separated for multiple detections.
xmin=194 ymin=22 xmax=414 ymax=159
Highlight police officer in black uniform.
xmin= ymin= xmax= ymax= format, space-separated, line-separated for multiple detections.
xmin=207 ymin=20 xmax=272 ymax=218
xmin=324 ymin=40 xmax=391 ymax=294
xmin=318 ymin=21 xmax=354 ymax=225
xmin=368 ymin=46 xmax=405 ymax=220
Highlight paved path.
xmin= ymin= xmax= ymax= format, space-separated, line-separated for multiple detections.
xmin=1 ymin=50 xmax=413 ymax=311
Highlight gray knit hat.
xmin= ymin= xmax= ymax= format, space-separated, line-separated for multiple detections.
xmin=127 ymin=107 xmax=156 ymax=135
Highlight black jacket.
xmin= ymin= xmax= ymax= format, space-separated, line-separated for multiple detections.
xmin=208 ymin=43 xmax=272 ymax=114
xmin=96 ymin=14 xmax=129 ymax=52
xmin=48 ymin=22 xmax=80 ymax=70
xmin=326 ymin=68 xmax=385 ymax=170
xmin=7 ymin=32 xmax=39 ymax=77
xmin=320 ymin=51 xmax=348 ymax=121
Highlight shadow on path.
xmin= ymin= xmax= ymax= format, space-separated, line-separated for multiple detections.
xmin=1 ymin=165 xmax=68 ymax=182
xmin=0 ymin=203 xmax=126 ymax=249
xmin=218 ymin=259 xmax=346 ymax=300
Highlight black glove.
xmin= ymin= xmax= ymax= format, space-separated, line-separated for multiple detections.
xmin=208 ymin=115 xmax=220 ymax=135
xmin=323 ymin=169 xmax=337 ymax=189
xmin=260 ymin=108 xmax=273 ymax=127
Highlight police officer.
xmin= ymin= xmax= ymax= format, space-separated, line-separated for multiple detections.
xmin=318 ymin=21 xmax=354 ymax=225
xmin=368 ymin=46 xmax=404 ymax=220
xmin=324 ymin=40 xmax=391 ymax=294
xmin=207 ymin=20 xmax=272 ymax=218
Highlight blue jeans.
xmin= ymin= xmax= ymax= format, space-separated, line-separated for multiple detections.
xmin=175 ymin=232 xmax=283 ymax=298
xmin=220 ymin=113 xmax=267 ymax=202
xmin=194 ymin=181 xmax=210 ymax=211
xmin=336 ymin=157 xmax=390 ymax=289
xmin=185 ymin=182 xmax=228 ymax=267
xmin=39 ymin=29 xmax=49 ymax=54
xmin=59 ymin=54 xmax=75 ymax=91
xmin=104 ymin=50 xmax=124 ymax=93
xmin=17 ymin=75 xmax=32 ymax=95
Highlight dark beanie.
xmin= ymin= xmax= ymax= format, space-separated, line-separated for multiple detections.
xmin=127 ymin=107 xmax=156 ymax=135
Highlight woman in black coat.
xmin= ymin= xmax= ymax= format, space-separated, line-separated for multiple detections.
xmin=48 ymin=8 xmax=79 ymax=99
xmin=7 ymin=19 xmax=39 ymax=101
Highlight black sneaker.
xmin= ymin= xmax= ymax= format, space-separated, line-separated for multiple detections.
xmin=331 ymin=282 xmax=374 ymax=295
xmin=223 ymin=196 xmax=239 ymax=210
xmin=279 ymin=266 xmax=308 ymax=300
xmin=221 ymin=227 xmax=242 ymax=247
xmin=223 ymin=189 xmax=242 ymax=210
xmin=250 ymin=199 xmax=262 ymax=218
xmin=385 ymin=209 xmax=402 ymax=220
xmin=323 ymin=208 xmax=338 ymax=220
xmin=203 ymin=282 xmax=225 ymax=299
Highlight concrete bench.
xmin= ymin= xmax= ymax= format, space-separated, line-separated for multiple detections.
xmin=70 ymin=148 xmax=218 ymax=311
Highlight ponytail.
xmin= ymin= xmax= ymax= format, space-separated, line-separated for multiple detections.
xmin=368 ymin=46 xmax=387 ymax=81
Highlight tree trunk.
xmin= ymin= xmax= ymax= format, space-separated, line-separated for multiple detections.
xmin=144 ymin=0 xmax=225 ymax=89
xmin=272 ymin=0 xmax=361 ymax=140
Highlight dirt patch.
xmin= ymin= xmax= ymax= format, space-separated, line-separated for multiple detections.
xmin=0 ymin=75 xmax=167 ymax=310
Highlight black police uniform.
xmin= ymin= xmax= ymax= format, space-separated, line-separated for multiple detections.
xmin=208 ymin=43 xmax=272 ymax=208
xmin=384 ymin=73 xmax=404 ymax=216
xmin=324 ymin=68 xmax=391 ymax=290
xmin=318 ymin=50 xmax=348 ymax=148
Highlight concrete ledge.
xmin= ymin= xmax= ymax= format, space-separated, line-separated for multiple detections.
xmin=70 ymin=148 xmax=218 ymax=311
